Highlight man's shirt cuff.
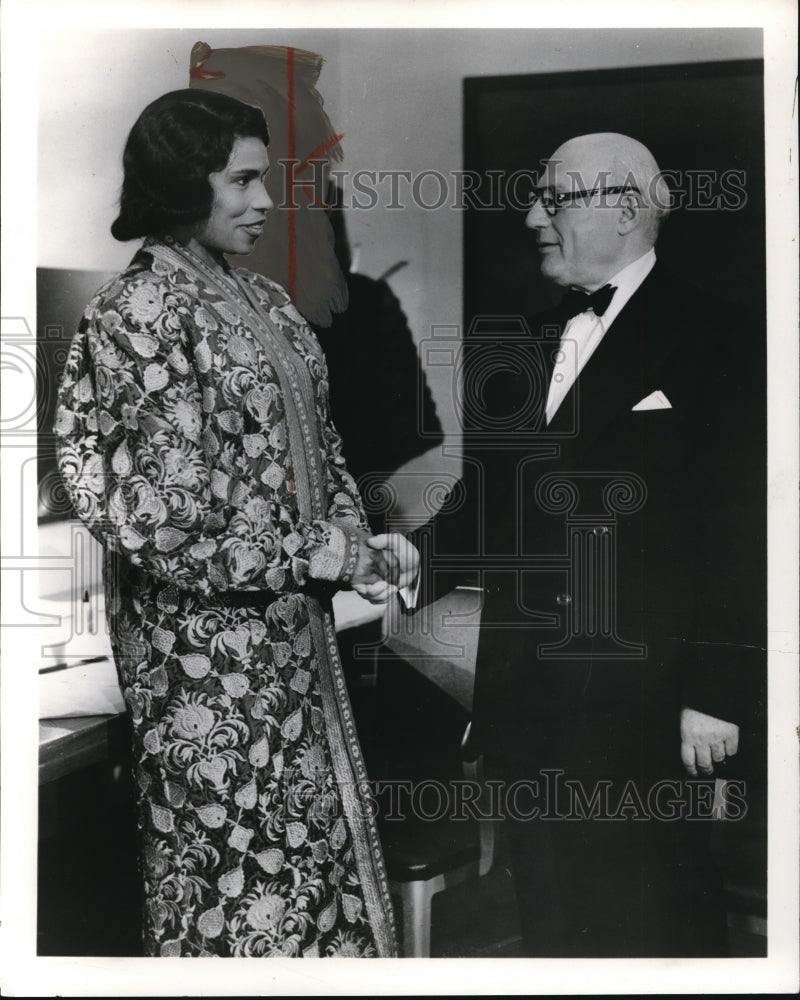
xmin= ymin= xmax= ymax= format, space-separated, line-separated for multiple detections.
xmin=397 ymin=571 xmax=421 ymax=609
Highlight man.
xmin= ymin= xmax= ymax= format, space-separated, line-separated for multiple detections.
xmin=361 ymin=133 xmax=766 ymax=957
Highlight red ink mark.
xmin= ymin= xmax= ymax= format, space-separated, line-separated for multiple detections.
xmin=287 ymin=47 xmax=297 ymax=302
xmin=288 ymin=476 xmax=296 ymax=495
xmin=296 ymin=134 xmax=346 ymax=177
xmin=284 ymin=54 xmax=346 ymax=289
xmin=294 ymin=133 xmax=347 ymax=208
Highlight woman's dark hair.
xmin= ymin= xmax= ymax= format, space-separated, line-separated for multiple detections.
xmin=111 ymin=88 xmax=270 ymax=241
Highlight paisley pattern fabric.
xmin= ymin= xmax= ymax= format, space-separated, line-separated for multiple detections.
xmin=54 ymin=237 xmax=397 ymax=957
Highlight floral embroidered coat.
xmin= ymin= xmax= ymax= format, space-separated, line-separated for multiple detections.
xmin=54 ymin=237 xmax=397 ymax=957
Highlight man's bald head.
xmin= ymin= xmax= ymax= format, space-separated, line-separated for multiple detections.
xmin=526 ymin=132 xmax=671 ymax=290
xmin=549 ymin=133 xmax=671 ymax=240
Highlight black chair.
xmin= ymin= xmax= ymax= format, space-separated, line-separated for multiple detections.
xmin=352 ymin=587 xmax=496 ymax=957
xmin=375 ymin=711 xmax=495 ymax=956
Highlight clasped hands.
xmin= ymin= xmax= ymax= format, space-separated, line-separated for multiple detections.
xmin=350 ymin=531 xmax=420 ymax=604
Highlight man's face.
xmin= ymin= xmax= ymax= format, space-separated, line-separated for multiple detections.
xmin=525 ymin=143 xmax=625 ymax=291
xmin=193 ymin=136 xmax=273 ymax=258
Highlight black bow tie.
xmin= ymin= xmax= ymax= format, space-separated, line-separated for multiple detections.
xmin=559 ymin=283 xmax=617 ymax=320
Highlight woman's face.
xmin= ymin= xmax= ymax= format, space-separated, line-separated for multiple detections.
xmin=190 ymin=136 xmax=273 ymax=260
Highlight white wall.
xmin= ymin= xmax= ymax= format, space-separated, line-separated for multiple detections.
xmin=38 ymin=28 xmax=761 ymax=517
xmin=37 ymin=28 xmax=348 ymax=273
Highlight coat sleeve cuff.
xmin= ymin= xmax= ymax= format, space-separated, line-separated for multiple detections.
xmin=308 ymin=523 xmax=361 ymax=583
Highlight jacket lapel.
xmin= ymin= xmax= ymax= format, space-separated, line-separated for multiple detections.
xmin=547 ymin=267 xmax=679 ymax=464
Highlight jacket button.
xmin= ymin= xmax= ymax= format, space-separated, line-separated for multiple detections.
xmin=556 ymin=593 xmax=572 ymax=606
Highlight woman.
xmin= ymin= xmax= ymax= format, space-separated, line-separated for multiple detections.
xmin=54 ymin=89 xmax=397 ymax=957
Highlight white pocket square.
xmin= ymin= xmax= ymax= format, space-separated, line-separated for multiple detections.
xmin=632 ymin=390 xmax=672 ymax=411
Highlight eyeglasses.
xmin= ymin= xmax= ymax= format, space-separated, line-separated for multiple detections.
xmin=528 ymin=185 xmax=641 ymax=216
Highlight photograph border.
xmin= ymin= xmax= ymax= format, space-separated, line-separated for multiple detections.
xmin=1 ymin=1 xmax=797 ymax=995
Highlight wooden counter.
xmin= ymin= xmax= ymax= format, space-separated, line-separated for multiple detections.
xmin=39 ymin=714 xmax=132 ymax=785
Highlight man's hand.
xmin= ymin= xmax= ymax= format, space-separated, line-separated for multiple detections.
xmin=350 ymin=532 xmax=399 ymax=589
xmin=367 ymin=533 xmax=420 ymax=588
xmin=680 ymin=707 xmax=739 ymax=776
xmin=352 ymin=533 xmax=420 ymax=604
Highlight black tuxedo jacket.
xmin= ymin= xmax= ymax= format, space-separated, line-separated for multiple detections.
xmin=408 ymin=264 xmax=766 ymax=776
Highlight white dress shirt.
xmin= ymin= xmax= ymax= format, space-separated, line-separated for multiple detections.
xmin=545 ymin=249 xmax=657 ymax=424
